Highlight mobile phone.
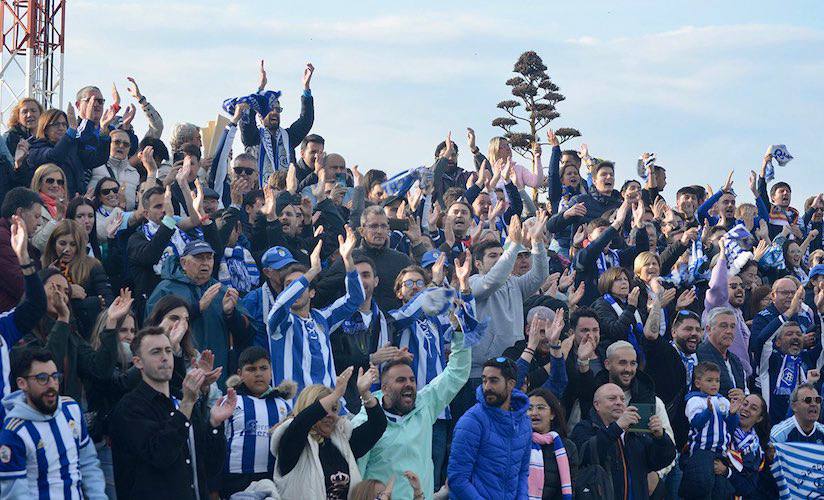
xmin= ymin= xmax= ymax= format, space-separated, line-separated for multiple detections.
xmin=628 ymin=403 xmax=654 ymax=433
xmin=335 ymin=173 xmax=348 ymax=188
xmin=388 ymin=218 xmax=409 ymax=232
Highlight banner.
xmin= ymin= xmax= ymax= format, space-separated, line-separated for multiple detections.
xmin=770 ymin=442 xmax=824 ymax=499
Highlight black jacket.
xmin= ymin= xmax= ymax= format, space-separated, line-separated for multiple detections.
xmin=539 ymin=438 xmax=579 ymax=500
xmin=642 ymin=335 xmax=690 ymax=449
xmin=591 ymin=295 xmax=643 ymax=362
xmin=576 ymin=364 xmax=658 ymax=423
xmin=696 ymin=339 xmax=747 ymax=395
xmin=570 ymin=409 xmax=676 ymax=500
xmin=239 ymin=93 xmax=315 ymax=167
xmin=110 ymin=381 xmax=226 ymax=500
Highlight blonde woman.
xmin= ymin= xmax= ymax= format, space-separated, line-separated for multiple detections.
xmin=270 ymin=365 xmax=385 ymax=499
xmin=1 ymin=97 xmax=43 ymax=197
xmin=41 ymin=219 xmax=114 ymax=335
xmin=29 ymin=163 xmax=67 ymax=250
xmin=486 ymin=136 xmax=545 ymax=189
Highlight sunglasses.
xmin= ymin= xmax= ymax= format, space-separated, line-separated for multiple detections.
xmin=99 ymin=187 xmax=119 ymax=196
xmin=24 ymin=371 xmax=63 ymax=385
xmin=402 ymin=279 xmax=425 ymax=289
xmin=799 ymin=396 xmax=822 ymax=405
xmin=234 ymin=167 xmax=255 ymax=176
xmin=44 ymin=177 xmax=65 ymax=186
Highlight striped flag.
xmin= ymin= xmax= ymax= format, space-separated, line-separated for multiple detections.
xmin=770 ymin=442 xmax=824 ymax=499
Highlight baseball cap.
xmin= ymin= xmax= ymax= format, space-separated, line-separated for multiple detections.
xmin=421 ymin=249 xmax=446 ymax=268
xmin=181 ymin=240 xmax=214 ymax=257
xmin=806 ymin=264 xmax=824 ymax=284
xmin=262 ymin=246 xmax=298 ymax=270
xmin=201 ymin=187 xmax=220 ymax=200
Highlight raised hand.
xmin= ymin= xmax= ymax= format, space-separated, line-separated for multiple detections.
xmin=547 ymin=308 xmax=565 ymax=345
xmin=100 ymin=106 xmax=116 ymax=130
xmin=627 ymin=286 xmax=641 ymax=307
xmin=568 ymin=281 xmax=586 ymax=309
xmin=529 ymin=209 xmax=549 ymax=246
xmin=182 ymin=368 xmax=206 ymax=403
xmin=680 ymin=227 xmax=699 ymax=245
xmin=564 ymin=202 xmax=587 ymax=220
xmin=125 ymin=76 xmax=142 ymax=100
xmin=370 ymin=343 xmax=400 ymax=365
xmin=106 ymin=288 xmax=134 ymax=326
xmin=351 ymin=164 xmax=364 ymax=189
xmin=302 ymin=62 xmax=315 ymax=90
xmin=356 ymin=365 xmax=379 ymax=397
xmin=196 ymin=350 xmax=223 ymax=392
xmin=139 ymin=146 xmax=157 ymax=177
xmin=455 ymin=249 xmax=472 ymax=290
xmin=612 ymin=199 xmax=631 ymax=228
xmin=507 ymin=215 xmax=523 ymax=246
xmin=431 ymin=252 xmax=447 ymax=285
xmin=199 ymin=283 xmax=222 ymax=312
xmin=558 ymin=268 xmax=575 ymax=291
xmin=542 ymin=272 xmax=560 ymax=298
xmin=222 ymin=287 xmax=239 ymax=315
xmin=722 ymin=170 xmax=734 ymax=192
xmin=573 ymin=225 xmax=587 ymax=247
xmin=111 ymin=82 xmax=121 ymax=108
xmin=210 ymin=388 xmax=237 ymax=427
xmin=443 ymin=131 xmax=454 ymax=159
xmin=632 ymin=200 xmax=646 ymax=229
xmin=676 ymin=288 xmax=696 ymax=310
xmin=66 ymin=103 xmax=77 ymax=129
xmin=306 ymin=239 xmax=323 ymax=280
xmin=9 ymin=215 xmax=29 ymax=264
xmin=121 ymin=104 xmax=136 ymax=129
xmin=467 ymin=127 xmax=477 ymax=151
xmin=231 ymin=102 xmax=249 ymax=125
xmin=616 ymin=405 xmax=641 ymax=431
xmin=258 ymin=60 xmax=267 ymax=92
xmin=192 ymin=179 xmax=206 ymax=221
xmin=333 ymin=366 xmax=354 ymax=399
xmin=168 ymin=319 xmax=187 ymax=354
xmin=13 ymin=139 xmax=29 ymax=171
xmin=338 ymin=225 xmax=357 ymax=268
xmin=785 ymin=286 xmax=805 ymax=318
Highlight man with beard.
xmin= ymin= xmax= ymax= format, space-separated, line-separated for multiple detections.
xmin=447 ymin=357 xmax=532 ymax=499
xmin=770 ymin=383 xmax=824 ymax=444
xmin=697 ymin=171 xmax=751 ymax=230
xmin=432 ymin=133 xmax=473 ymax=205
xmin=238 ymin=62 xmax=316 ymax=184
xmin=0 ymin=347 xmax=106 ymax=498
xmin=109 ymin=327 xmax=234 ymax=499
xmin=760 ymin=321 xmax=822 ymax=423
xmin=352 ymin=325 xmax=472 ymax=500
xmin=674 ymin=186 xmax=699 ymax=226
xmin=429 ymin=192 xmax=475 ymax=261
xmin=703 ymin=243 xmax=753 ymax=378
xmin=570 ymin=383 xmax=675 ymax=500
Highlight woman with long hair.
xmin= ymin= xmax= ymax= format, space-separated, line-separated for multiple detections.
xmin=29 ymin=163 xmax=67 ymax=251
xmin=486 ymin=136 xmax=545 ymax=189
xmin=0 ymin=97 xmax=43 ymax=198
xmin=270 ymin=365 xmax=386 ymax=499
xmin=41 ymin=219 xmax=114 ymax=336
xmin=66 ymin=197 xmax=101 ymax=260
xmin=526 ymin=388 xmax=579 ymax=500
xmin=26 ymin=107 xmax=112 ymax=196
xmin=727 ymin=394 xmax=775 ymax=499
xmin=92 ymin=176 xmax=125 ymax=241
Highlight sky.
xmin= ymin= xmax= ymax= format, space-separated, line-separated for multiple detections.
xmin=30 ymin=1 xmax=824 ymax=204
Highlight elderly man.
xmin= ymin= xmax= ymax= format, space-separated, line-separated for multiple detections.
xmin=751 ymin=278 xmax=814 ymax=378
xmin=570 ymin=383 xmax=676 ymax=500
xmin=760 ymin=321 xmax=822 ymax=422
xmin=770 ymin=383 xmax=824 ymax=444
xmin=145 ymin=240 xmax=251 ymax=387
xmin=697 ymin=306 xmax=748 ymax=400
xmin=89 ymin=128 xmax=141 ymax=210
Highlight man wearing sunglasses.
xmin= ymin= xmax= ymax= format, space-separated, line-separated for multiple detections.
xmin=770 ymin=383 xmax=824 ymax=444
xmin=89 ymin=129 xmax=140 ymax=210
xmin=0 ymin=347 xmax=106 ymax=498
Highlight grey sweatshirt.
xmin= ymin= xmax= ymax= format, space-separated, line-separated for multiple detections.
xmin=468 ymin=241 xmax=549 ymax=377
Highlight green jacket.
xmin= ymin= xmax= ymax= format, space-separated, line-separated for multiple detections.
xmin=144 ymin=258 xmax=251 ymax=387
xmin=351 ymin=331 xmax=471 ymax=500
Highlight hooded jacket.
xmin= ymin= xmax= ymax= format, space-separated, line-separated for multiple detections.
xmin=447 ymin=386 xmax=532 ymax=499
xmin=0 ymin=391 xmax=106 ymax=499
xmin=145 ymin=257 xmax=252 ymax=387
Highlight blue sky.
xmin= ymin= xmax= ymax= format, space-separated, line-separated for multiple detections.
xmin=59 ymin=1 xmax=823 ymax=205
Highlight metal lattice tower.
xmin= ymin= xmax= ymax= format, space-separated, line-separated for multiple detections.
xmin=0 ymin=0 xmax=65 ymax=130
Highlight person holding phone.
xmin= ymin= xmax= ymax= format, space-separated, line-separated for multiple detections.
xmin=679 ymin=361 xmax=741 ymax=499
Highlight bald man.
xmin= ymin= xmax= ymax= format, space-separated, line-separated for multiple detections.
xmin=751 ymin=277 xmax=814 ymax=380
xmin=570 ymin=383 xmax=676 ymax=500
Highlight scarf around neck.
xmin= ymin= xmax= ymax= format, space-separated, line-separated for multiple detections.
xmin=40 ymin=191 xmax=58 ymax=219
xmin=528 ymin=431 xmax=572 ymax=500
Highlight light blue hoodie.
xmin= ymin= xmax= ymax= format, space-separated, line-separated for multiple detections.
xmin=0 ymin=390 xmax=106 ymax=499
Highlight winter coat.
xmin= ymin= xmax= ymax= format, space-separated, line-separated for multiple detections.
xmin=26 ymin=125 xmax=109 ymax=196
xmin=144 ymin=257 xmax=252 ymax=387
xmin=447 ymin=386 xmax=533 ymax=499
xmin=89 ymin=157 xmax=141 ymax=210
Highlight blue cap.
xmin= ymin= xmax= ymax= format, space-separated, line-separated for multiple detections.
xmin=181 ymin=240 xmax=214 ymax=257
xmin=421 ymin=249 xmax=446 ymax=268
xmin=262 ymin=246 xmax=298 ymax=270
xmin=807 ymin=264 xmax=824 ymax=284
xmin=201 ymin=187 xmax=220 ymax=199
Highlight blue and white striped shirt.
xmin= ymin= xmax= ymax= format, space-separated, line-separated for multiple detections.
xmin=266 ymin=269 xmax=364 ymax=394
xmin=685 ymin=391 xmax=738 ymax=455
xmin=224 ymin=391 xmax=291 ymax=474
xmin=0 ymin=397 xmax=92 ymax=499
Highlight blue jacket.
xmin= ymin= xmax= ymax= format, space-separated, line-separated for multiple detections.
xmin=26 ymin=121 xmax=109 ymax=196
xmin=448 ymin=386 xmax=532 ymax=499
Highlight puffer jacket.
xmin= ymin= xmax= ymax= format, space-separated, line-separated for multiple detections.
xmin=26 ymin=123 xmax=109 ymax=196
xmin=448 ymin=386 xmax=532 ymax=499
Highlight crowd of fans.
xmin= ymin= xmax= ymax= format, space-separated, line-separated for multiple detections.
xmin=0 ymin=60 xmax=821 ymax=500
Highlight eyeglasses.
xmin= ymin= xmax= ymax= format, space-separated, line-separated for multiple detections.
xmin=798 ymin=396 xmax=822 ymax=405
xmin=44 ymin=177 xmax=65 ymax=186
xmin=234 ymin=167 xmax=255 ymax=176
xmin=83 ymin=97 xmax=106 ymax=105
xmin=270 ymin=106 xmax=283 ymax=113
xmin=402 ymin=279 xmax=425 ymax=289
xmin=365 ymin=223 xmax=389 ymax=232
xmin=99 ymin=187 xmax=119 ymax=196
xmin=112 ymin=140 xmax=130 ymax=147
xmin=528 ymin=404 xmax=550 ymax=411
xmin=24 ymin=372 xmax=63 ymax=385
xmin=47 ymin=121 xmax=68 ymax=129
xmin=775 ymin=290 xmax=796 ymax=296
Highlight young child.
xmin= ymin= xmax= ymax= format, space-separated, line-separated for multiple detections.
xmin=220 ymin=346 xmax=295 ymax=498
xmin=679 ymin=361 xmax=741 ymax=499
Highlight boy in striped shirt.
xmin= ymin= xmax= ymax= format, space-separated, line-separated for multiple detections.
xmin=220 ymin=346 xmax=294 ymax=497
xmin=679 ymin=361 xmax=741 ymax=499
xmin=0 ymin=347 xmax=106 ymax=499
xmin=266 ymin=225 xmax=364 ymax=394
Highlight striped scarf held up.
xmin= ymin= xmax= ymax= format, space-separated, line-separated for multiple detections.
xmin=528 ymin=431 xmax=572 ymax=500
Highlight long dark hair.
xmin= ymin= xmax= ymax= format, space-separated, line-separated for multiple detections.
xmin=145 ymin=295 xmax=197 ymax=359
xmin=746 ymin=393 xmax=771 ymax=451
xmin=93 ymin=177 xmax=120 ymax=210
xmin=528 ymin=387 xmax=569 ymax=438
xmin=66 ymin=197 xmax=101 ymax=260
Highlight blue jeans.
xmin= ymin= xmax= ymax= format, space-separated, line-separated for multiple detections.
xmin=432 ymin=419 xmax=449 ymax=490
xmin=95 ymin=441 xmax=116 ymax=499
xmin=664 ymin=452 xmax=682 ymax=499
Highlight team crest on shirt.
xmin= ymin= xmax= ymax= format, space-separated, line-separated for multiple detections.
xmin=0 ymin=445 xmax=10 ymax=463
xmin=36 ymin=440 xmax=45 ymax=449
xmin=68 ymin=420 xmax=80 ymax=439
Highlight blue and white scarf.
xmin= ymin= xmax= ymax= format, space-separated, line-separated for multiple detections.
xmin=604 ymin=293 xmax=645 ymax=364
xmin=723 ymin=223 xmax=754 ymax=275
xmin=764 ymin=144 xmax=793 ymax=182
xmin=141 ymin=220 xmax=201 ymax=275
xmin=733 ymin=427 xmax=763 ymax=463
xmin=595 ymin=249 xmax=620 ymax=276
xmin=223 ymin=90 xmax=290 ymax=185
xmin=381 ymin=166 xmax=428 ymax=198
xmin=673 ymin=342 xmax=698 ymax=388
xmin=218 ymin=246 xmax=260 ymax=293
xmin=775 ymin=354 xmax=806 ymax=396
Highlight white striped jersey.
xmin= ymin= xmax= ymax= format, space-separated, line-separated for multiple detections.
xmin=0 ymin=310 xmax=25 ymax=422
xmin=267 ymin=269 xmax=364 ymax=395
xmin=0 ymin=397 xmax=90 ymax=499
xmin=685 ymin=392 xmax=735 ymax=455
xmin=224 ymin=392 xmax=291 ymax=474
